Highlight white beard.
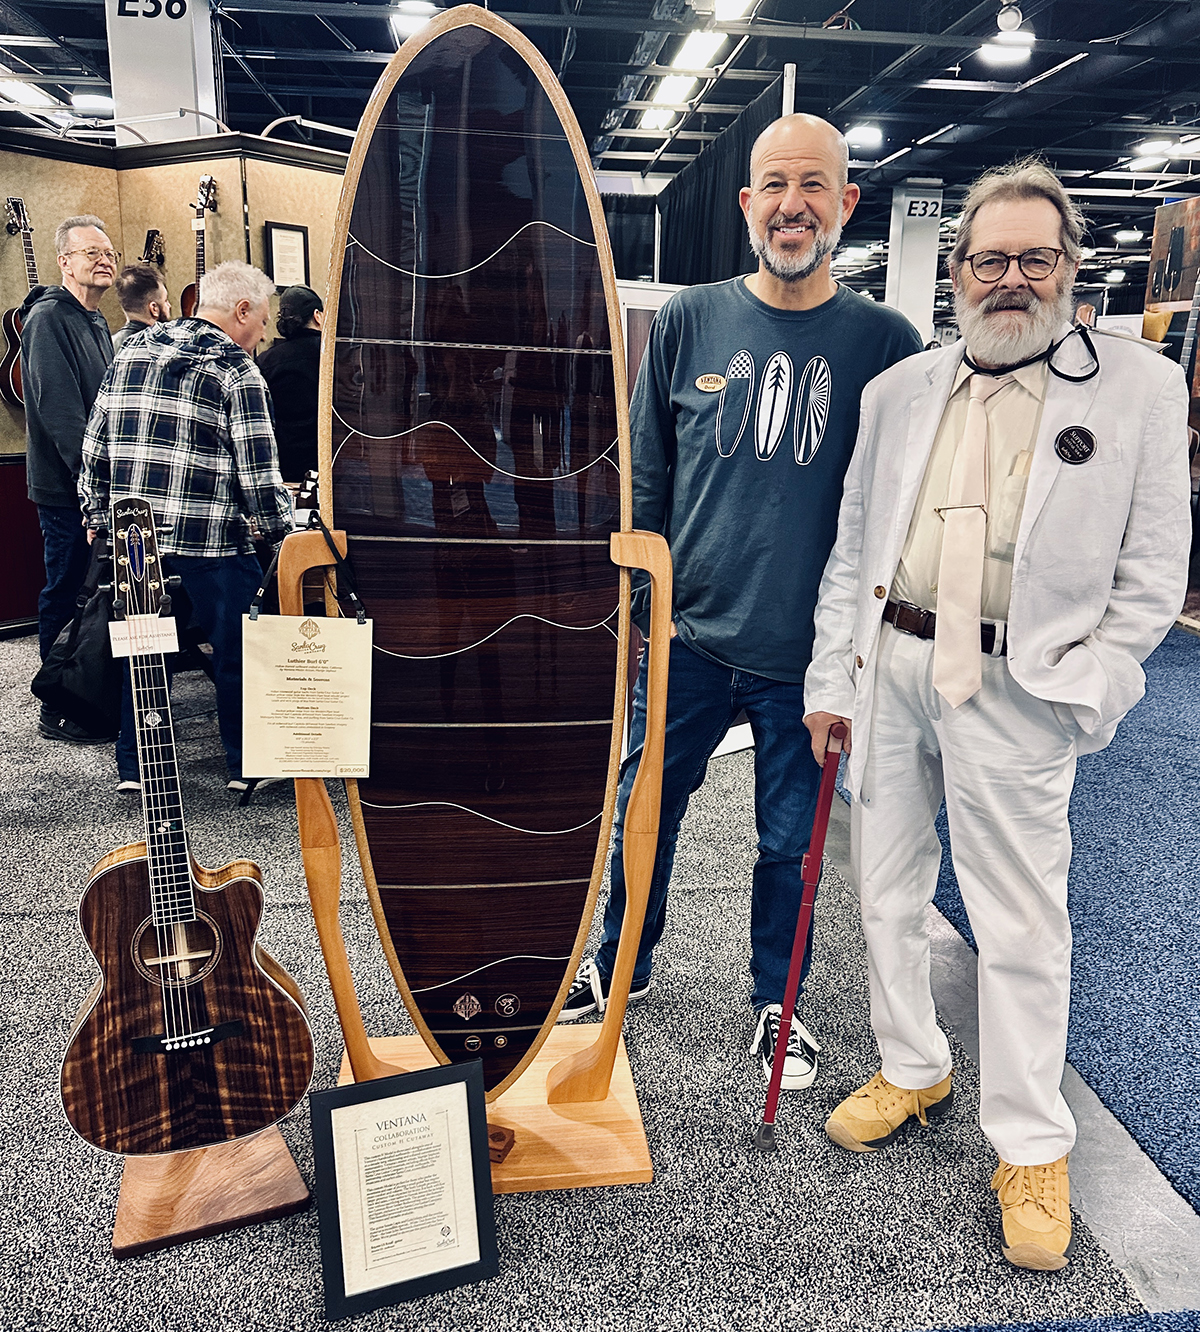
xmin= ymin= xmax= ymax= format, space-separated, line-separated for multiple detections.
xmin=955 ymin=276 xmax=1076 ymax=367
xmin=748 ymin=211 xmax=843 ymax=283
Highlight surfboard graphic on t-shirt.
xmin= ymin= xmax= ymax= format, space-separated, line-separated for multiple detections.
xmin=715 ymin=349 xmax=754 ymax=457
xmin=794 ymin=355 xmax=831 ymax=465
xmin=755 ymin=351 xmax=792 ymax=460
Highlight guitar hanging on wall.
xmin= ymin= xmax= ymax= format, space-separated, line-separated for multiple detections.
xmin=60 ymin=496 xmax=315 ymax=1156
xmin=179 ymin=176 xmax=216 ymax=318
xmin=140 ymin=228 xmax=165 ymax=268
xmin=0 ymin=197 xmax=38 ymax=409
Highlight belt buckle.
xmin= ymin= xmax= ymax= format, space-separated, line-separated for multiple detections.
xmin=894 ymin=600 xmax=934 ymax=638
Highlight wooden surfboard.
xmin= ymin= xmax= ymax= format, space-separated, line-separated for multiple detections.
xmin=319 ymin=4 xmax=631 ymax=1098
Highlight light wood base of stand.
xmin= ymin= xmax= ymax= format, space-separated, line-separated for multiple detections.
xmin=338 ymin=1028 xmax=653 ymax=1194
xmin=112 ymin=1126 xmax=310 ymax=1259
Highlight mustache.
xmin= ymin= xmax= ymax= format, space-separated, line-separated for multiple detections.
xmin=979 ymin=288 xmax=1039 ymax=313
xmin=766 ymin=210 xmax=818 ymax=231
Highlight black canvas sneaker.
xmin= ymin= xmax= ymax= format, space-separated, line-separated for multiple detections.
xmin=751 ymin=1004 xmax=820 ymax=1090
xmin=555 ymin=958 xmax=652 ymax=1022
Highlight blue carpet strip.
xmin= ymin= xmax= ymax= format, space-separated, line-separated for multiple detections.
xmin=934 ymin=627 xmax=1200 ymax=1214
xmin=933 ymin=1312 xmax=1200 ymax=1332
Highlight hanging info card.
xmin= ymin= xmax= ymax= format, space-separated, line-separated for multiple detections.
xmin=242 ymin=613 xmax=372 ymax=778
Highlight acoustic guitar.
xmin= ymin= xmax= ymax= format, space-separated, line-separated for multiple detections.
xmin=140 ymin=228 xmax=165 ymax=268
xmin=1 ymin=197 xmax=38 ymax=408
xmin=60 ymin=496 xmax=315 ymax=1156
xmin=179 ymin=176 xmax=216 ymax=318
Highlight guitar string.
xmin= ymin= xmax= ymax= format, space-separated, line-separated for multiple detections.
xmin=131 ymin=584 xmax=194 ymax=1044
xmin=346 ymin=219 xmax=597 ymax=281
xmin=330 ymin=409 xmax=619 ymax=480
xmin=127 ymin=532 xmax=198 ymax=1044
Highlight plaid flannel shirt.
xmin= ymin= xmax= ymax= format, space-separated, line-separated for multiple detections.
xmin=79 ymin=318 xmax=293 ymax=558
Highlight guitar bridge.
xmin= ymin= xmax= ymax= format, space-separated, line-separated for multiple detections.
xmin=130 ymin=1019 xmax=244 ymax=1054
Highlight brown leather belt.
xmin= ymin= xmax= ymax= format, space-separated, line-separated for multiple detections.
xmin=884 ymin=599 xmax=1006 ymax=656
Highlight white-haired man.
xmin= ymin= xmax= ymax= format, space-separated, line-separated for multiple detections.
xmin=804 ymin=159 xmax=1190 ymax=1269
xmin=22 ymin=215 xmax=116 ymax=741
xmin=558 ymin=114 xmax=921 ymax=1093
xmin=80 ymin=261 xmax=292 ymax=793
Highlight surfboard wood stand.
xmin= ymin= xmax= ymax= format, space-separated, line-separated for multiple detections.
xmin=278 ymin=2 xmax=674 ymax=1198
xmin=111 ymin=1127 xmax=310 ymax=1259
xmin=337 ymin=1030 xmax=652 ymax=1194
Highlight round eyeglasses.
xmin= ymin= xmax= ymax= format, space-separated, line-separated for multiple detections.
xmin=965 ymin=247 xmax=1064 ymax=282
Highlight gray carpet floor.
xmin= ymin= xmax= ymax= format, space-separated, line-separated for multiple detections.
xmin=0 ymin=637 xmax=1146 ymax=1331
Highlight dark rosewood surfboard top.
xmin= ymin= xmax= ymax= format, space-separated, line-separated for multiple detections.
xmin=327 ymin=12 xmax=626 ymax=1092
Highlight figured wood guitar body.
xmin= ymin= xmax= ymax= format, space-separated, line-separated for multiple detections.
xmin=1 ymin=196 xmax=38 ymax=408
xmin=62 ymin=844 xmax=315 ymax=1156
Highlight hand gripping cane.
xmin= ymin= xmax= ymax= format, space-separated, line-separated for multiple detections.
xmin=752 ymin=722 xmax=847 ymax=1152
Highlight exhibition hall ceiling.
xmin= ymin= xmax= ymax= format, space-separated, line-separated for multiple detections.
xmin=3 ymin=0 xmax=1200 ymax=297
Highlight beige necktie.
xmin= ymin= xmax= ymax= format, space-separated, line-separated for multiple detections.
xmin=932 ymin=373 xmax=1011 ymax=708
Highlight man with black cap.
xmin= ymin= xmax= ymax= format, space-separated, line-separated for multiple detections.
xmin=257 ymin=285 xmax=324 ymax=481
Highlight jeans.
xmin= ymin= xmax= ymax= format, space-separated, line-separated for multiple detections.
xmin=37 ymin=504 xmax=90 ymax=661
xmin=116 ymin=553 xmax=260 ymax=781
xmin=593 ymin=636 xmax=823 ymax=1012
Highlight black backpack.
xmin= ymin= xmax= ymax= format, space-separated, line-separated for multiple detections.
xmin=31 ymin=537 xmax=121 ymax=741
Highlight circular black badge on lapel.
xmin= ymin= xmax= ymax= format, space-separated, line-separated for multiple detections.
xmin=1055 ymin=426 xmax=1096 ymax=465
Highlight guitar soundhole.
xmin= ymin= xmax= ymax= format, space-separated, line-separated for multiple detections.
xmin=131 ymin=913 xmax=222 ymax=987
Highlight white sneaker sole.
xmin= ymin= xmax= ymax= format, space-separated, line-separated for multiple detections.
xmin=759 ymin=1053 xmax=819 ymax=1091
xmin=556 ymin=981 xmax=652 ymax=1023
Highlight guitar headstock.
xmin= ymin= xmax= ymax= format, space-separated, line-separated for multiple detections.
xmin=112 ymin=497 xmax=165 ymax=619
xmin=5 ymin=197 xmax=31 ymax=237
xmin=192 ymin=175 xmax=217 ymax=216
xmin=141 ymin=228 xmax=165 ymax=266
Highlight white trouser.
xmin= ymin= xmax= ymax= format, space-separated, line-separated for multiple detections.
xmin=851 ymin=622 xmax=1078 ymax=1165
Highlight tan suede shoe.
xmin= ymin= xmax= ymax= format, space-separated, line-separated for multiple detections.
xmin=991 ymin=1154 xmax=1073 ymax=1271
xmin=825 ymin=1070 xmax=954 ymax=1152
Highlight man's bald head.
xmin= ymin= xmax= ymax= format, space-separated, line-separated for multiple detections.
xmin=749 ymin=114 xmax=849 ymax=190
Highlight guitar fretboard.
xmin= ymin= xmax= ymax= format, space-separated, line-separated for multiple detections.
xmin=21 ymin=231 xmax=37 ymax=290
xmin=128 ymin=650 xmax=197 ymax=926
xmin=194 ymin=216 xmax=206 ymax=287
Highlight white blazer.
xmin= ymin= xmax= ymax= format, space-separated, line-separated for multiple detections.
xmin=805 ymin=325 xmax=1191 ymax=802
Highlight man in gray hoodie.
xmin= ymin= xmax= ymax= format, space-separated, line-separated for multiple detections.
xmin=21 ymin=214 xmax=115 ymax=741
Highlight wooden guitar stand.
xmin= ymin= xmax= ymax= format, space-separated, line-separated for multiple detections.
xmin=112 ymin=1128 xmax=309 ymax=1259
xmin=279 ymin=527 xmax=672 ymax=1194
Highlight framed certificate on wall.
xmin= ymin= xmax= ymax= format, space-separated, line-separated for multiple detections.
xmin=264 ymin=221 xmax=310 ymax=288
xmin=310 ymin=1062 xmax=499 ymax=1318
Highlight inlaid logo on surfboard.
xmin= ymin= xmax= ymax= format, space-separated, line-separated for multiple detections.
xmin=452 ymin=993 xmax=482 ymax=1021
xmin=755 ymin=351 xmax=793 ymax=460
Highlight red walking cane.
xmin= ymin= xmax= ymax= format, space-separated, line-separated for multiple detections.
xmin=752 ymin=721 xmax=847 ymax=1152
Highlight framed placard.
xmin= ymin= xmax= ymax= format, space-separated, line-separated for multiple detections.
xmin=263 ymin=221 xmax=310 ymax=288
xmin=310 ymin=1062 xmax=498 ymax=1319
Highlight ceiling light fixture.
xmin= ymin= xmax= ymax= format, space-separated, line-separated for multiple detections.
xmin=71 ymin=92 xmax=114 ymax=113
xmin=1124 ymin=155 xmax=1167 ymax=172
xmin=845 ymin=123 xmax=883 ymax=150
xmin=1134 ymin=138 xmax=1174 ymax=156
xmin=1105 ymin=269 xmax=1126 ymax=284
xmin=1113 ymin=228 xmax=1144 ymax=243
xmin=996 ymin=4 xmax=1023 ymax=32
xmin=714 ymin=0 xmax=754 ymax=19
xmin=390 ymin=2 xmax=438 ymax=41
xmin=672 ymin=32 xmax=726 ymax=70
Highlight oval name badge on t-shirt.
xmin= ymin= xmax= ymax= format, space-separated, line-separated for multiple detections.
xmin=696 ymin=373 xmax=726 ymax=393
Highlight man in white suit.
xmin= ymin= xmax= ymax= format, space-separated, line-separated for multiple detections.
xmin=804 ymin=159 xmax=1190 ymax=1270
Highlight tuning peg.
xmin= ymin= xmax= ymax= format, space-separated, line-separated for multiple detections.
xmin=166 ymin=576 xmax=182 ymax=589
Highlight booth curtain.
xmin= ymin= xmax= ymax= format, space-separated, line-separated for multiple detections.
xmin=656 ymin=77 xmax=782 ymax=287
xmin=601 ymin=195 xmax=658 ymax=281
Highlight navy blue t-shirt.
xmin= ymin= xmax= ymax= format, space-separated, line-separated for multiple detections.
xmin=631 ymin=277 xmax=922 ymax=682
